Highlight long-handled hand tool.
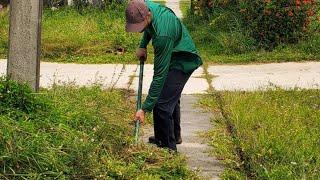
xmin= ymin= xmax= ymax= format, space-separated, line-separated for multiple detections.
xmin=134 ymin=57 xmax=145 ymax=144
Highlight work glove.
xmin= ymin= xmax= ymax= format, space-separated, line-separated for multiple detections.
xmin=136 ymin=48 xmax=147 ymax=61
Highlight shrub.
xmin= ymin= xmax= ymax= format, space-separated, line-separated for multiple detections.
xmin=73 ymin=0 xmax=90 ymax=13
xmin=73 ymin=0 xmax=126 ymax=13
xmin=239 ymin=0 xmax=319 ymax=49
xmin=43 ymin=0 xmax=66 ymax=8
xmin=193 ymin=0 xmax=319 ymax=49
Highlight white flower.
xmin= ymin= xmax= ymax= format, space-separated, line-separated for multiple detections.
xmin=291 ymin=162 xmax=297 ymax=165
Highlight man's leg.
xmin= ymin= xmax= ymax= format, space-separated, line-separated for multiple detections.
xmin=172 ymin=99 xmax=182 ymax=143
xmin=153 ymin=69 xmax=190 ymax=151
xmin=153 ymin=105 xmax=176 ymax=150
xmin=153 ymin=111 xmax=161 ymax=146
xmin=151 ymin=100 xmax=182 ymax=145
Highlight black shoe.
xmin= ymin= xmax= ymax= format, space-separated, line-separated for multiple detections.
xmin=176 ymin=136 xmax=182 ymax=144
xmin=148 ymin=136 xmax=159 ymax=145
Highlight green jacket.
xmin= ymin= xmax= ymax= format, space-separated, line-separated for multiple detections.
xmin=140 ymin=1 xmax=202 ymax=112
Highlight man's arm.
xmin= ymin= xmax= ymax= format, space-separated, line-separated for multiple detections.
xmin=139 ymin=31 xmax=152 ymax=48
xmin=141 ymin=36 xmax=174 ymax=112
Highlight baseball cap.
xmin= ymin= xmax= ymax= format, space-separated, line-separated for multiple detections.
xmin=125 ymin=0 xmax=149 ymax=32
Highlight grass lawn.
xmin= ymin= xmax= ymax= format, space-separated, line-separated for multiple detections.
xmin=0 ymin=77 xmax=199 ymax=179
xmin=0 ymin=8 xmax=9 ymax=59
xmin=0 ymin=5 xmax=143 ymax=64
xmin=1 ymin=3 xmax=320 ymax=64
xmin=199 ymin=89 xmax=320 ymax=179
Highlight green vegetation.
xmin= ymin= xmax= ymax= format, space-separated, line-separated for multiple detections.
xmin=41 ymin=4 xmax=141 ymax=64
xmin=199 ymin=89 xmax=320 ymax=179
xmin=0 ymin=77 xmax=199 ymax=179
xmin=0 ymin=8 xmax=9 ymax=58
xmin=1 ymin=2 xmax=320 ymax=64
xmin=0 ymin=5 xmax=143 ymax=64
xmin=180 ymin=0 xmax=190 ymax=18
xmin=182 ymin=1 xmax=320 ymax=64
xmin=153 ymin=1 xmax=166 ymax=6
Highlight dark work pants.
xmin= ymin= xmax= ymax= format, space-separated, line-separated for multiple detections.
xmin=153 ymin=69 xmax=191 ymax=151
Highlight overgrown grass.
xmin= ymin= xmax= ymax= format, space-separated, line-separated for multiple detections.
xmin=41 ymin=4 xmax=141 ymax=64
xmin=153 ymin=1 xmax=166 ymax=6
xmin=0 ymin=77 xmax=199 ymax=179
xmin=180 ymin=0 xmax=190 ymax=19
xmin=0 ymin=8 xmax=9 ymax=58
xmin=199 ymin=89 xmax=320 ymax=179
xmin=0 ymin=5 xmax=144 ymax=63
xmin=182 ymin=2 xmax=320 ymax=64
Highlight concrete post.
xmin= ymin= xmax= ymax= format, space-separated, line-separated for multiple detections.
xmin=7 ymin=0 xmax=43 ymax=91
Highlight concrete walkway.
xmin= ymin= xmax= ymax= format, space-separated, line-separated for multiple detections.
xmin=142 ymin=95 xmax=223 ymax=179
xmin=0 ymin=60 xmax=207 ymax=94
xmin=178 ymin=95 xmax=223 ymax=179
xmin=209 ymin=62 xmax=320 ymax=91
xmin=1 ymin=60 xmax=319 ymax=92
xmin=165 ymin=0 xmax=183 ymax=18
